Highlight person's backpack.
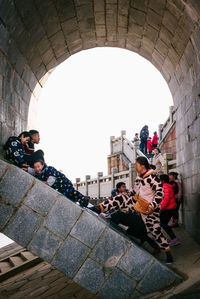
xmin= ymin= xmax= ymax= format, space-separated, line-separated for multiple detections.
xmin=3 ymin=136 xmax=18 ymax=161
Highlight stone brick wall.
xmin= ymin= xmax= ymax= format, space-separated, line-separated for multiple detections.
xmin=0 ymin=160 xmax=182 ymax=298
xmin=107 ymin=154 xmax=128 ymax=175
xmin=160 ymin=124 xmax=176 ymax=160
xmin=0 ymin=0 xmax=199 ymax=244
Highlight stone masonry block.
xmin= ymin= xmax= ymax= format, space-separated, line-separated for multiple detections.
xmin=98 ymin=268 xmax=136 ymax=299
xmin=137 ymin=262 xmax=182 ymax=294
xmin=3 ymin=205 xmax=42 ymax=247
xmin=0 ymin=202 xmax=14 ymax=230
xmin=28 ymin=227 xmax=62 ymax=262
xmin=70 ymin=211 xmax=106 ymax=248
xmin=52 ymin=236 xmax=90 ymax=278
xmin=74 ymin=258 xmax=107 ymax=294
xmin=0 ymin=159 xmax=8 ymax=177
xmin=24 ymin=180 xmax=57 ymax=216
xmin=0 ymin=165 xmax=34 ymax=207
xmin=90 ymin=228 xmax=130 ymax=266
xmin=44 ymin=196 xmax=82 ymax=239
xmin=118 ymin=243 xmax=152 ymax=280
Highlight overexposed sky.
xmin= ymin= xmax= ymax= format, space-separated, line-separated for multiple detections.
xmin=31 ymin=47 xmax=173 ymax=182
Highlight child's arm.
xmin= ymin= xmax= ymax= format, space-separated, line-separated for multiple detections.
xmin=46 ymin=176 xmax=56 ymax=186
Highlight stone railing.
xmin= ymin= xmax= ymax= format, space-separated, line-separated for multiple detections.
xmin=110 ymin=130 xmax=138 ymax=163
xmin=75 ymin=157 xmax=177 ymax=201
xmin=75 ymin=163 xmax=136 ymax=203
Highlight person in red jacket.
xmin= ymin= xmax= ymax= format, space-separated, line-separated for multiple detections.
xmin=147 ymin=137 xmax=154 ymax=154
xmin=152 ymin=131 xmax=159 ymax=148
xmin=160 ymin=174 xmax=180 ymax=246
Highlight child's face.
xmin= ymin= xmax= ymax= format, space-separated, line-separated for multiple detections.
xmin=169 ymin=174 xmax=175 ymax=181
xmin=21 ymin=135 xmax=30 ymax=145
xmin=118 ymin=184 xmax=127 ymax=193
xmin=34 ymin=162 xmax=44 ymax=174
xmin=31 ymin=133 xmax=40 ymax=144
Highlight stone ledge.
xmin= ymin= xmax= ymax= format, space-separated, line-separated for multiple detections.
xmin=0 ymin=161 xmax=183 ymax=297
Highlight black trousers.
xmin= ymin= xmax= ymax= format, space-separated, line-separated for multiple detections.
xmin=111 ymin=211 xmax=160 ymax=250
xmin=160 ymin=210 xmax=176 ymax=240
xmin=25 ymin=150 xmax=45 ymax=167
xmin=140 ymin=140 xmax=147 ymax=154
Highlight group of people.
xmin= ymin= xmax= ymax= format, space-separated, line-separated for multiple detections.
xmin=4 ymin=130 xmax=183 ymax=265
xmin=90 ymin=157 xmax=183 ymax=264
xmin=4 ymin=131 xmax=89 ymax=207
xmin=133 ymin=126 xmax=159 ymax=156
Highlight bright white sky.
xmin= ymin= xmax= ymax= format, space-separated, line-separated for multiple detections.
xmin=0 ymin=47 xmax=173 ymax=248
xmin=32 ymin=47 xmax=173 ymax=182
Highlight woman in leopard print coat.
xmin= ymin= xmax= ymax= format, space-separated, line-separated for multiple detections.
xmin=134 ymin=156 xmax=173 ymax=263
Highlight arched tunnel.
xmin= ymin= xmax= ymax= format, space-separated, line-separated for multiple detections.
xmin=0 ymin=0 xmax=200 ymax=296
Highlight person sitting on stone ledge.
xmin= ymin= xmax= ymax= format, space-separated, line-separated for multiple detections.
xmin=4 ymin=131 xmax=33 ymax=173
xmin=24 ymin=129 xmax=45 ymax=167
xmin=4 ymin=131 xmax=45 ymax=173
xmin=33 ymin=160 xmax=89 ymax=208
xmin=89 ymin=182 xmax=161 ymax=253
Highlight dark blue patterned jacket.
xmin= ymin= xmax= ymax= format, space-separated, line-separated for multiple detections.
xmin=35 ymin=166 xmax=85 ymax=202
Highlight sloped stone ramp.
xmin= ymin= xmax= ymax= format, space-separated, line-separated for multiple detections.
xmin=0 ymin=160 xmax=182 ymax=299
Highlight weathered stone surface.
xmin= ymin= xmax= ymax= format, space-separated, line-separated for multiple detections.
xmin=0 ymin=159 xmax=8 ymax=177
xmin=3 ymin=205 xmax=42 ymax=247
xmin=0 ymin=166 xmax=34 ymax=207
xmin=74 ymin=258 xmax=107 ymax=293
xmin=118 ymin=243 xmax=152 ymax=280
xmin=44 ymin=196 xmax=82 ymax=239
xmin=70 ymin=211 xmax=106 ymax=248
xmin=28 ymin=227 xmax=62 ymax=262
xmin=0 ymin=202 xmax=14 ymax=230
xmin=52 ymin=236 xmax=90 ymax=278
xmin=24 ymin=180 xmax=57 ymax=216
xmin=90 ymin=228 xmax=130 ymax=266
xmin=98 ymin=268 xmax=136 ymax=299
xmin=137 ymin=262 xmax=182 ymax=294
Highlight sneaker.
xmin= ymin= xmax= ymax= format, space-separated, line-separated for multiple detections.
xmin=169 ymin=238 xmax=180 ymax=247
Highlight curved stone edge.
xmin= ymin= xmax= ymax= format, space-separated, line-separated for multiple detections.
xmin=0 ymin=160 xmax=183 ymax=298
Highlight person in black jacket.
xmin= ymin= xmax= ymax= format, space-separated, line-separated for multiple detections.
xmin=4 ymin=132 xmax=31 ymax=170
xmin=140 ymin=125 xmax=149 ymax=154
xmin=4 ymin=131 xmax=44 ymax=171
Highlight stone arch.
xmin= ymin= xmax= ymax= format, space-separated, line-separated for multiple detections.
xmin=0 ymin=0 xmax=200 ymax=241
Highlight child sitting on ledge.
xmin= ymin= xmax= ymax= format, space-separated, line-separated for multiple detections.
xmin=33 ymin=160 xmax=89 ymax=208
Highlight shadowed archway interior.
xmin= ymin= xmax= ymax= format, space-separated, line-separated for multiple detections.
xmin=0 ymin=0 xmax=200 ymax=242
